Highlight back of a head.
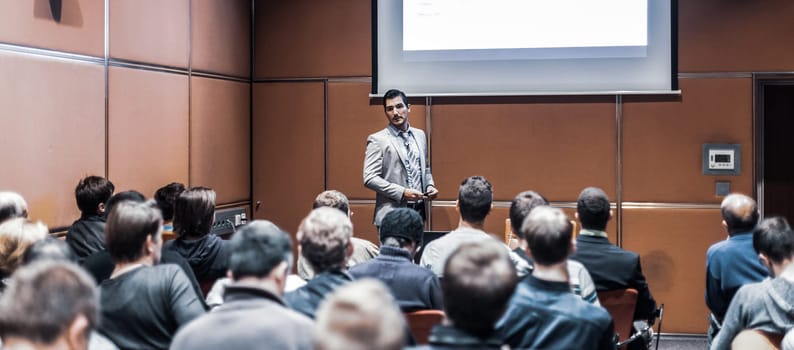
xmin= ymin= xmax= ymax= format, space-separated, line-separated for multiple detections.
xmin=154 ymin=183 xmax=186 ymax=221
xmin=577 ymin=187 xmax=610 ymax=231
xmin=22 ymin=238 xmax=76 ymax=266
xmin=228 ymin=220 xmax=292 ymax=280
xmin=315 ymin=279 xmax=405 ymax=350
xmin=458 ymin=176 xmax=493 ymax=224
xmin=105 ymin=201 xmax=163 ymax=263
xmin=298 ymin=207 xmax=353 ymax=273
xmin=509 ymin=190 xmax=549 ymax=239
xmin=0 ymin=218 xmax=49 ymax=277
xmin=312 ymin=190 xmax=350 ymax=216
xmin=0 ymin=191 xmax=29 ymax=223
xmin=0 ymin=261 xmax=97 ymax=345
xmin=174 ymin=187 xmax=216 ymax=238
xmin=442 ymin=240 xmax=518 ymax=339
xmin=721 ymin=193 xmax=759 ymax=234
xmin=378 ymin=208 xmax=424 ymax=248
xmin=522 ymin=206 xmax=573 ymax=266
xmin=752 ymin=216 xmax=794 ymax=265
xmin=74 ymin=176 xmax=114 ymax=215
xmin=105 ymin=190 xmax=146 ymax=215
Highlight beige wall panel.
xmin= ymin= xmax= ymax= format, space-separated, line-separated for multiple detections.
xmin=622 ymin=208 xmax=726 ymax=333
xmin=0 ymin=0 xmax=104 ymax=57
xmin=432 ymin=98 xmax=616 ymax=202
xmin=679 ymin=1 xmax=794 ymax=72
xmin=350 ymin=204 xmax=377 ymax=246
xmin=623 ymin=78 xmax=753 ymax=203
xmin=0 ymin=52 xmax=104 ymax=228
xmin=191 ymin=0 xmax=250 ymax=77
xmin=254 ymin=0 xmax=370 ymax=78
xmin=252 ymin=82 xmax=325 ymax=237
xmin=108 ymin=67 xmax=189 ymax=196
xmin=109 ymin=0 xmax=188 ymax=67
xmin=327 ymin=82 xmax=428 ymax=200
xmin=190 ymin=77 xmax=250 ymax=203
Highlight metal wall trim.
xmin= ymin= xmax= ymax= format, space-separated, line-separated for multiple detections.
xmin=622 ymin=202 xmax=720 ymax=210
xmin=254 ymin=78 xmax=331 ymax=83
xmin=0 ymin=42 xmax=104 ymax=65
xmin=108 ymin=58 xmax=190 ymax=76
xmin=678 ymin=72 xmax=753 ymax=79
xmin=192 ymin=70 xmax=249 ymax=83
xmin=349 ymin=200 xmax=716 ymax=211
xmin=327 ymin=77 xmax=373 ymax=83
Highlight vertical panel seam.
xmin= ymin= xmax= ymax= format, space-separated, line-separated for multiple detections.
xmin=324 ymin=79 xmax=329 ymax=191
xmin=104 ymin=0 xmax=109 ymax=178
xmin=187 ymin=0 xmax=193 ymax=186
xmin=616 ymin=95 xmax=623 ymax=247
xmin=426 ymin=95 xmax=432 ymax=229
xmin=250 ymin=0 xmax=256 ymax=216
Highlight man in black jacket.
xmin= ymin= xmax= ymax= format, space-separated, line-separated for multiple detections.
xmin=65 ymin=175 xmax=114 ymax=263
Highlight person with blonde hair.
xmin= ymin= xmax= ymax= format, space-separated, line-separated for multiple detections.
xmin=0 ymin=218 xmax=48 ymax=290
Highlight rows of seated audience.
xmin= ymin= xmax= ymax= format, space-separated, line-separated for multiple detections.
xmin=0 ymin=174 xmax=793 ymax=349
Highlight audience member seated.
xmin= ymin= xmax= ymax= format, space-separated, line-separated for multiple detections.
xmin=153 ymin=182 xmax=186 ymax=238
xmin=164 ymin=187 xmax=230 ymax=287
xmin=0 ymin=261 xmax=100 ymax=350
xmin=66 ymin=175 xmax=114 ymax=263
xmin=711 ymin=217 xmax=794 ymax=350
xmin=80 ymin=191 xmax=204 ymax=307
xmin=286 ymin=207 xmax=355 ymax=319
xmin=172 ymin=220 xmax=314 ymax=350
xmin=315 ymin=279 xmax=405 ymax=350
xmin=22 ymin=237 xmax=76 ymax=265
xmin=497 ymin=206 xmax=615 ymax=349
xmin=420 ymin=176 xmax=504 ymax=277
xmin=349 ymin=208 xmax=442 ymax=312
xmin=706 ymin=193 xmax=768 ymax=343
xmin=0 ymin=191 xmax=29 ymax=223
xmin=298 ymin=190 xmax=379 ymax=280
xmin=98 ymin=201 xmax=205 ymax=349
xmin=509 ymin=190 xmax=600 ymax=305
xmin=570 ymin=187 xmax=657 ymax=343
xmin=0 ymin=218 xmax=48 ymax=292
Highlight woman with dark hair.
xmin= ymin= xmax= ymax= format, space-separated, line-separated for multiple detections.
xmin=165 ymin=187 xmax=230 ymax=290
xmin=98 ymin=201 xmax=205 ymax=350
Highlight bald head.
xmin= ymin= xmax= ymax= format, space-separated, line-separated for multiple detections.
xmin=721 ymin=194 xmax=759 ymax=234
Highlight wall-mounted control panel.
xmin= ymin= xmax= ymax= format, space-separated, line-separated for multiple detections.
xmin=210 ymin=207 xmax=248 ymax=237
xmin=702 ymin=144 xmax=741 ymax=176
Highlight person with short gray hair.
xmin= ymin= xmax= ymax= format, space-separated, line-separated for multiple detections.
xmin=286 ymin=207 xmax=355 ymax=319
xmin=172 ymin=220 xmax=314 ymax=350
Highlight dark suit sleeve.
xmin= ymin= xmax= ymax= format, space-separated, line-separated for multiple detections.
xmin=599 ymin=319 xmax=618 ymax=350
xmin=631 ymin=257 xmax=657 ymax=321
xmin=428 ymin=275 xmax=443 ymax=310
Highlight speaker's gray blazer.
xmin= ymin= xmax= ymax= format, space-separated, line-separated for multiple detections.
xmin=363 ymin=126 xmax=434 ymax=226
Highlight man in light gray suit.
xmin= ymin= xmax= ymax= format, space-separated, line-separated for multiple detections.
xmin=364 ymin=89 xmax=438 ymax=227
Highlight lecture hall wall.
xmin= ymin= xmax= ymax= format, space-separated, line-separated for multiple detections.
xmin=252 ymin=0 xmax=794 ymax=334
xmin=2 ymin=0 xmax=794 ymax=335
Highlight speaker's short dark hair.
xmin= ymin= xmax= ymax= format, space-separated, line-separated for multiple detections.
xmin=576 ymin=187 xmax=610 ymax=231
xmin=74 ymin=176 xmax=114 ymax=214
xmin=523 ymin=206 xmax=573 ymax=266
xmin=442 ymin=240 xmax=517 ymax=339
xmin=509 ymin=191 xmax=549 ymax=239
xmin=228 ymin=220 xmax=292 ymax=279
xmin=458 ymin=176 xmax=493 ymax=223
xmin=0 ymin=261 xmax=97 ymax=344
xmin=753 ymin=217 xmax=794 ymax=264
xmin=383 ymin=89 xmax=408 ymax=109
xmin=154 ymin=183 xmax=186 ymax=221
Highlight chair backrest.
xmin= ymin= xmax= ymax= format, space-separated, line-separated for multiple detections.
xmin=404 ymin=309 xmax=445 ymax=344
xmin=731 ymin=329 xmax=783 ymax=350
xmin=598 ymin=288 xmax=639 ymax=347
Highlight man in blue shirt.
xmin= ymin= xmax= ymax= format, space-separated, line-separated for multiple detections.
xmin=705 ymin=193 xmax=768 ymax=343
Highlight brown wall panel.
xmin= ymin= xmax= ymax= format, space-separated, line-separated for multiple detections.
xmin=432 ymin=98 xmax=616 ymax=202
xmin=110 ymin=0 xmax=188 ymax=67
xmin=327 ymin=82 xmax=428 ymax=200
xmin=0 ymin=52 xmax=104 ymax=228
xmin=0 ymin=0 xmax=104 ymax=57
xmin=622 ymin=208 xmax=726 ymax=333
xmin=191 ymin=0 xmax=250 ymax=77
xmin=679 ymin=1 xmax=794 ymax=72
xmin=108 ymin=67 xmax=189 ymax=196
xmin=252 ymin=82 xmax=325 ymax=237
xmin=190 ymin=77 xmax=250 ymax=203
xmin=623 ymin=78 xmax=753 ymax=203
xmin=350 ymin=204 xmax=377 ymax=245
xmin=254 ymin=0 xmax=370 ymax=78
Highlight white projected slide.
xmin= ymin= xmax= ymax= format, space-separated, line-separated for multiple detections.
xmin=403 ymin=0 xmax=647 ymax=51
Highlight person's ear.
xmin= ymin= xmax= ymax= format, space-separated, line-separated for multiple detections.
xmin=722 ymin=220 xmax=728 ymax=229
xmin=575 ymin=212 xmax=580 ymax=221
xmin=455 ymin=200 xmax=460 ymax=213
xmin=406 ymin=103 xmax=411 ymax=112
xmin=608 ymin=209 xmax=613 ymax=221
xmin=66 ymin=314 xmax=90 ymax=350
xmin=98 ymin=202 xmax=106 ymax=214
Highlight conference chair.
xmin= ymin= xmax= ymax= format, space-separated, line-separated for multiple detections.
xmin=598 ymin=288 xmax=664 ymax=350
xmin=404 ymin=309 xmax=445 ymax=344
